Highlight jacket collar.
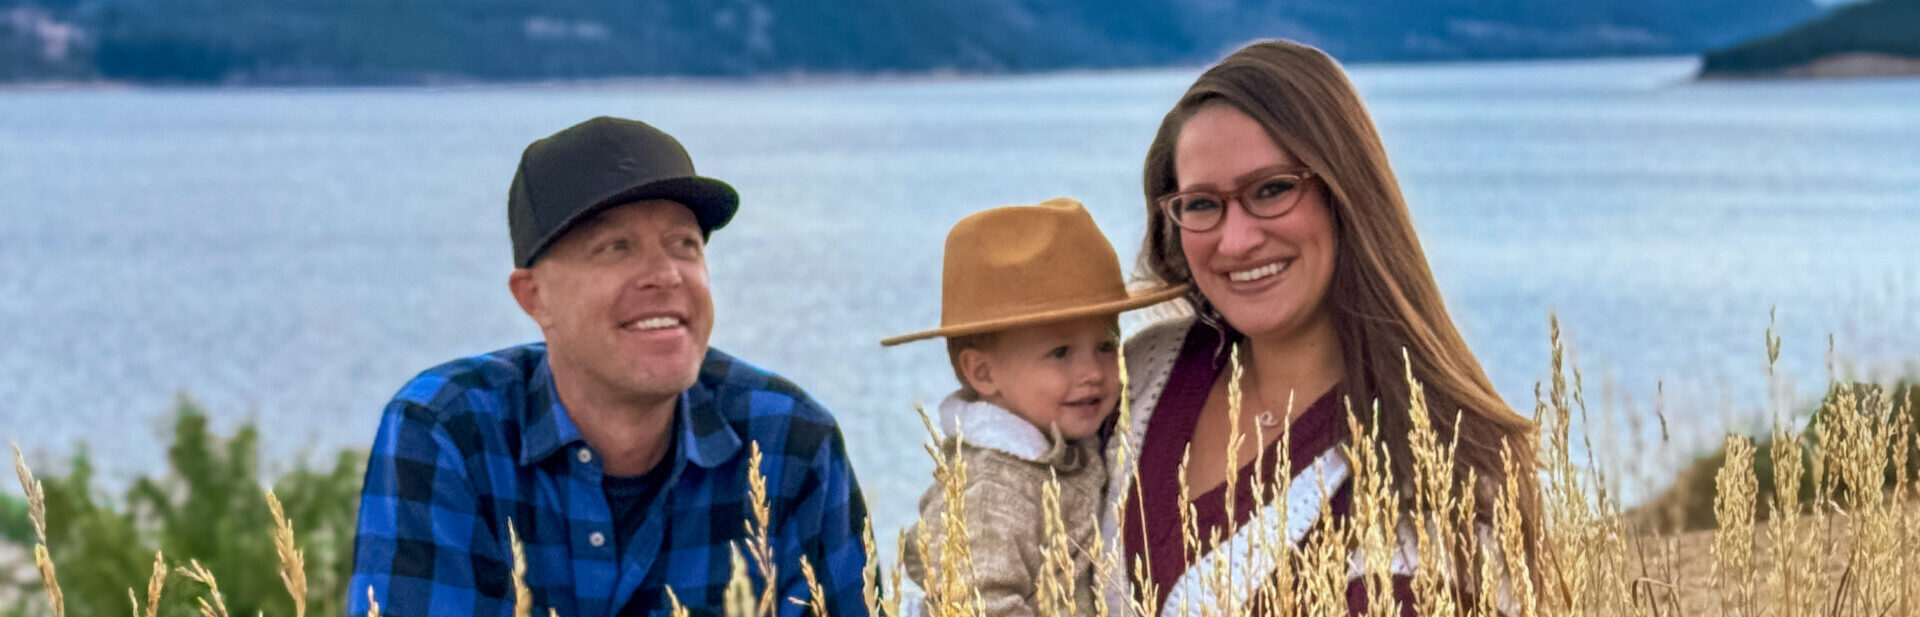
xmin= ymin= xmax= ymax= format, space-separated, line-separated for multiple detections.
xmin=937 ymin=391 xmax=1063 ymax=462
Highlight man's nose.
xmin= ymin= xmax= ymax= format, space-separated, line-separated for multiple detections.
xmin=631 ymin=245 xmax=683 ymax=289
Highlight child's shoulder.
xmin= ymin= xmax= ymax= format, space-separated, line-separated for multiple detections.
xmin=948 ymin=437 xmax=1106 ymax=501
xmin=947 ymin=439 xmax=1059 ymax=491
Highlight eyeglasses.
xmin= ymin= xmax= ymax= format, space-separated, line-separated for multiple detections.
xmin=1155 ymin=166 xmax=1319 ymax=232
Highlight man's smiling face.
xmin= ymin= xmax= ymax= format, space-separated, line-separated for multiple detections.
xmin=514 ymin=199 xmax=714 ymax=406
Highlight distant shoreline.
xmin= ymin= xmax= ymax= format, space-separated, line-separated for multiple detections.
xmin=0 ymin=53 xmax=1707 ymax=91
xmin=1699 ymin=52 xmax=1920 ymax=80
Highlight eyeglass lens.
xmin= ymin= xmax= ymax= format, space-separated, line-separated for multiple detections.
xmin=1163 ymin=172 xmax=1307 ymax=230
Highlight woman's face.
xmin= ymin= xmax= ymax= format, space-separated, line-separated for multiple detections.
xmin=1172 ymin=104 xmax=1337 ymax=341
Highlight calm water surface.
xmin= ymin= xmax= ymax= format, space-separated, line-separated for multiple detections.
xmin=3 ymin=57 xmax=1917 ymax=537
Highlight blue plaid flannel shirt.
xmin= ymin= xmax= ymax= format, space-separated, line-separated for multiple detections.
xmin=346 ymin=343 xmax=871 ymax=617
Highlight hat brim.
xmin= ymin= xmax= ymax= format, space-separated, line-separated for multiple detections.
xmin=522 ymin=176 xmax=740 ymax=267
xmin=880 ymin=283 xmax=1192 ymax=347
xmin=597 ymin=176 xmax=739 ymax=235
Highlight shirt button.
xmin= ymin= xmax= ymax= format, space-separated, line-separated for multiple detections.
xmin=588 ymin=532 xmax=607 ymax=548
xmin=576 ymin=448 xmax=593 ymax=464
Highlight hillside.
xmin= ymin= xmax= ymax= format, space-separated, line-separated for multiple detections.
xmin=1701 ymin=0 xmax=1920 ymax=78
xmin=1 ymin=0 xmax=1821 ymax=84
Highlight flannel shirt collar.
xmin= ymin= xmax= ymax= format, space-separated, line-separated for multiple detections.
xmin=518 ymin=349 xmax=743 ymax=469
xmin=682 ymin=348 xmax=743 ymax=468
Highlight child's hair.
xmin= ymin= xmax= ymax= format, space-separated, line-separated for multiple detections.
xmin=944 ymin=332 xmax=996 ymax=401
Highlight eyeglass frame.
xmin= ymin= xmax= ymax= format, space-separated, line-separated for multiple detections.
xmin=1153 ymin=165 xmax=1320 ymax=232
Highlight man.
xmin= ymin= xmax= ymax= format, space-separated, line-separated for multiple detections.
xmin=346 ymin=116 xmax=871 ymax=617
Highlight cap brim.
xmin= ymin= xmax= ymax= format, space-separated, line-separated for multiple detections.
xmin=880 ymin=283 xmax=1191 ymax=347
xmin=522 ymin=176 xmax=740 ymax=267
xmin=598 ymin=176 xmax=739 ymax=235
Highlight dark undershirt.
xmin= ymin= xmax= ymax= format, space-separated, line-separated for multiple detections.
xmin=607 ymin=418 xmax=692 ymax=616
xmin=603 ymin=424 xmax=678 ymax=558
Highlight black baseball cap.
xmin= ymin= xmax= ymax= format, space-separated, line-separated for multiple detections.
xmin=508 ymin=116 xmax=739 ymax=268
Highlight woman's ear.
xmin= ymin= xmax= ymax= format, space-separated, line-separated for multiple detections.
xmin=958 ymin=347 xmax=1000 ymax=399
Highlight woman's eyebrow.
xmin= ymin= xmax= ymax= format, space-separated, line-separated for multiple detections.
xmin=1231 ymin=164 xmax=1294 ymax=185
xmin=1179 ymin=164 xmax=1294 ymax=191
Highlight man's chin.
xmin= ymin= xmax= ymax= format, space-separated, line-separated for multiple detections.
xmin=626 ymin=365 xmax=702 ymax=398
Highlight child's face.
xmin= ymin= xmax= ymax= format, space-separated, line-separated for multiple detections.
xmin=964 ymin=315 xmax=1121 ymax=440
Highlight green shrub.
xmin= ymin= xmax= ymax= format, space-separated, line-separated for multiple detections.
xmin=5 ymin=397 xmax=363 ymax=617
xmin=1630 ymin=381 xmax=1919 ymax=532
xmin=0 ymin=493 xmax=29 ymax=544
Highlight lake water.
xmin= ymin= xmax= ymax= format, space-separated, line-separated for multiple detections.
xmin=2 ymin=57 xmax=1917 ymax=539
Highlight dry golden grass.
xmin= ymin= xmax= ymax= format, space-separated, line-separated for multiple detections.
xmin=141 ymin=550 xmax=166 ymax=617
xmin=509 ymin=519 xmax=531 ymax=617
xmin=12 ymin=443 xmax=63 ymax=617
xmin=266 ymin=490 xmax=309 ymax=617
xmin=176 ymin=559 xmax=232 ymax=617
xmin=794 ymin=555 xmax=831 ymax=617
xmin=10 ymin=317 xmax=1920 ymax=617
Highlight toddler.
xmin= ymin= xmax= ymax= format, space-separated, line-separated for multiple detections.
xmin=881 ymin=198 xmax=1185 ymax=616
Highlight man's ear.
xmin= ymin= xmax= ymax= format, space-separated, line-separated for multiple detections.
xmin=508 ymin=268 xmax=550 ymax=328
xmin=958 ymin=348 xmax=1000 ymax=399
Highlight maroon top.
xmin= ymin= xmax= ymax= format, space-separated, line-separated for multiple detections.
xmin=1121 ymin=321 xmax=1417 ymax=615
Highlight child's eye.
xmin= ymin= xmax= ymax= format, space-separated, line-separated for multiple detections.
xmin=1048 ymin=346 xmax=1070 ymax=359
xmin=1097 ymin=340 xmax=1119 ymax=354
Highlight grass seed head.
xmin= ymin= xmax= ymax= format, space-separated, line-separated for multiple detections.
xmin=509 ymin=519 xmax=531 ymax=617
xmin=177 ymin=559 xmax=230 ymax=617
xmin=265 ymin=489 xmax=308 ymax=617
xmin=146 ymin=550 xmax=166 ymax=617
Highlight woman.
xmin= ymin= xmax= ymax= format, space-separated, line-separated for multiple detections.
xmin=1099 ymin=40 xmax=1540 ymax=616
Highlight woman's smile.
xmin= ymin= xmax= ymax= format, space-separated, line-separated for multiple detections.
xmin=1225 ymin=258 xmax=1290 ymax=283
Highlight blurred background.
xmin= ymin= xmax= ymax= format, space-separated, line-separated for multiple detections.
xmin=1 ymin=0 xmax=1916 ymax=607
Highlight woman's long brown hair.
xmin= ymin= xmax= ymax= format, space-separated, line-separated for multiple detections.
xmin=1137 ymin=39 xmax=1543 ymax=567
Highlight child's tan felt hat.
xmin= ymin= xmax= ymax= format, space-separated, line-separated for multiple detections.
xmin=880 ymin=197 xmax=1188 ymax=346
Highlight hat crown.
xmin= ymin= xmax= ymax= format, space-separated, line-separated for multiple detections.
xmin=508 ymin=116 xmax=738 ymax=268
xmin=534 ymin=116 xmax=696 ymax=181
xmin=940 ymin=198 xmax=1129 ymax=329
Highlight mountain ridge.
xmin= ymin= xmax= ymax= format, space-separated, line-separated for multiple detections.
xmin=1700 ymin=0 xmax=1920 ymax=78
xmin=1 ymin=0 xmax=1822 ymax=84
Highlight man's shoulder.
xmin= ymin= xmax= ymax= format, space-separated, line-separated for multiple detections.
xmin=388 ymin=342 xmax=546 ymax=424
xmin=696 ymin=347 xmax=834 ymax=425
xmin=696 ymin=348 xmax=846 ymax=461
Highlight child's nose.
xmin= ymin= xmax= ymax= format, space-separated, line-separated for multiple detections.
xmin=1074 ymin=356 xmax=1108 ymax=384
